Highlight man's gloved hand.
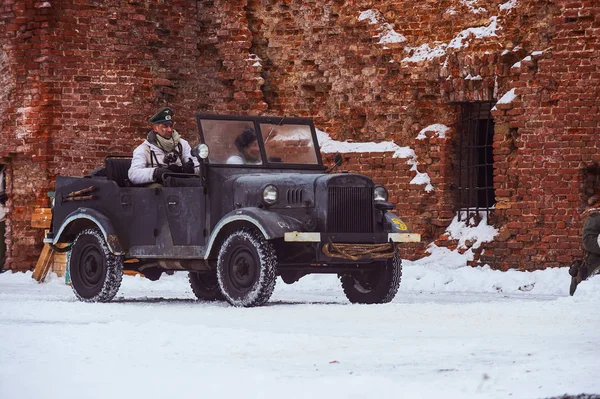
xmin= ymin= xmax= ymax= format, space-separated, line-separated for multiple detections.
xmin=167 ymin=164 xmax=183 ymax=173
xmin=153 ymin=167 xmax=170 ymax=184
xmin=183 ymin=159 xmax=195 ymax=174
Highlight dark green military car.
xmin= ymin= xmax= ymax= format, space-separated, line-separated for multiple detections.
xmin=45 ymin=114 xmax=420 ymax=307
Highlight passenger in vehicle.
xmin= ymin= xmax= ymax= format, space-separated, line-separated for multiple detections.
xmin=569 ymin=191 xmax=600 ymax=295
xmin=128 ymin=107 xmax=197 ymax=186
xmin=226 ymin=128 xmax=262 ymax=165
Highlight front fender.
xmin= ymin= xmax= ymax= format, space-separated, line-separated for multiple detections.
xmin=45 ymin=207 xmax=123 ymax=255
xmin=205 ymin=208 xmax=304 ymax=256
xmin=385 ymin=212 xmax=411 ymax=233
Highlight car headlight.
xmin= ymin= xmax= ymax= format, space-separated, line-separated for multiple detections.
xmin=198 ymin=144 xmax=210 ymax=159
xmin=192 ymin=143 xmax=210 ymax=159
xmin=374 ymin=185 xmax=388 ymax=202
xmin=262 ymin=185 xmax=278 ymax=205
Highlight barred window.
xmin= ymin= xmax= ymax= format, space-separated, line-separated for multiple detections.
xmin=455 ymin=102 xmax=496 ymax=223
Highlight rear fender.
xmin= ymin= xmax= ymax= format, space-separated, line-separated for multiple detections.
xmin=47 ymin=207 xmax=123 ymax=255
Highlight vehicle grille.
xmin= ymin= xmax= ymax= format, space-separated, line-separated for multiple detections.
xmin=327 ymin=186 xmax=373 ymax=233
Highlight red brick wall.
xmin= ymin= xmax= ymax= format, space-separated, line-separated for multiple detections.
xmin=0 ymin=1 xmax=55 ymax=271
xmin=1 ymin=0 xmax=599 ymax=271
xmin=487 ymin=1 xmax=600 ymax=270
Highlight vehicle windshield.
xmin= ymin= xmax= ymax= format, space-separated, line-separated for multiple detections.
xmin=200 ymin=119 xmax=263 ymax=165
xmin=260 ymin=123 xmax=319 ymax=165
xmin=199 ymin=118 xmax=319 ymax=166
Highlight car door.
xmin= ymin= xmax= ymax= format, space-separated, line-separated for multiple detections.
xmin=162 ymin=185 xmax=206 ymax=246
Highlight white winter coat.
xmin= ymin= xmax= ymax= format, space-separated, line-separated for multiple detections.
xmin=128 ymin=133 xmax=198 ymax=185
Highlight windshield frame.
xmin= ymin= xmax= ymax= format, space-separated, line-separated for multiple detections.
xmin=195 ymin=113 xmax=324 ymax=170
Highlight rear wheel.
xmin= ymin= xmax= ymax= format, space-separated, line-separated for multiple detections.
xmin=68 ymin=228 xmax=123 ymax=302
xmin=339 ymin=252 xmax=402 ymax=304
xmin=189 ymin=271 xmax=224 ymax=301
xmin=217 ymin=228 xmax=277 ymax=307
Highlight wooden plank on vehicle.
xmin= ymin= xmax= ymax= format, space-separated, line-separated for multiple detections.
xmin=32 ymin=243 xmax=54 ymax=282
xmin=31 ymin=208 xmax=52 ymax=229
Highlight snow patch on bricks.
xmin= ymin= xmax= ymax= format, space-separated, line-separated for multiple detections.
xmin=358 ymin=9 xmax=407 ymax=44
xmin=317 ymin=128 xmax=434 ymax=192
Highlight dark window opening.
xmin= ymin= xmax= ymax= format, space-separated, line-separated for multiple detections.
xmin=581 ymin=163 xmax=600 ymax=210
xmin=455 ymin=102 xmax=496 ymax=223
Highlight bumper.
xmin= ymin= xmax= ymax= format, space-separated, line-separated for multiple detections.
xmin=284 ymin=232 xmax=421 ymax=243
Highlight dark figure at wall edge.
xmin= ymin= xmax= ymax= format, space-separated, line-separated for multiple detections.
xmin=569 ymin=192 xmax=600 ymax=295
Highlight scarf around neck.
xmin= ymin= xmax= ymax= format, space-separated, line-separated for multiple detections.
xmin=148 ymin=130 xmax=181 ymax=153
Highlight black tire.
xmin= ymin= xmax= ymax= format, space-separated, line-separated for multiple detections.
xmin=68 ymin=228 xmax=123 ymax=302
xmin=217 ymin=228 xmax=277 ymax=307
xmin=189 ymin=271 xmax=224 ymax=301
xmin=339 ymin=252 xmax=402 ymax=304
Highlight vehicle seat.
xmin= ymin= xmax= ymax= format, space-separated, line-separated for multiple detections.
xmin=105 ymin=156 xmax=133 ymax=187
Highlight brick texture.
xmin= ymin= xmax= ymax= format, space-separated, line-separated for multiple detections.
xmin=1 ymin=0 xmax=598 ymax=271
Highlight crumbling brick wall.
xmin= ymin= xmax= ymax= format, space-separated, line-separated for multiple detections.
xmin=487 ymin=1 xmax=600 ymax=269
xmin=247 ymin=0 xmax=598 ymax=270
xmin=1 ymin=0 xmax=598 ymax=271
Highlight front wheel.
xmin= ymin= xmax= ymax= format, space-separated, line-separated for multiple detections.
xmin=217 ymin=228 xmax=277 ymax=307
xmin=339 ymin=252 xmax=402 ymax=304
xmin=68 ymin=228 xmax=123 ymax=302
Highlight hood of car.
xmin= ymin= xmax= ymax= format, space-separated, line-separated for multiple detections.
xmin=227 ymin=172 xmax=373 ymax=209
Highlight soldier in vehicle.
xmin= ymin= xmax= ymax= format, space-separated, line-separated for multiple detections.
xmin=128 ymin=107 xmax=197 ymax=186
xmin=569 ymin=191 xmax=600 ymax=295
xmin=226 ymin=128 xmax=262 ymax=165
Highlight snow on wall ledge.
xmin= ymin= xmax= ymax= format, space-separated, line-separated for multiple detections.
xmin=402 ymin=16 xmax=499 ymax=63
xmin=317 ymin=129 xmax=434 ymax=192
xmin=357 ymin=7 xmax=510 ymax=64
xmin=357 ymin=9 xmax=407 ymax=45
xmin=416 ymin=124 xmax=449 ymax=140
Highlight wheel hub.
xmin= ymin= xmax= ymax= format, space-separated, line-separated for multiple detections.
xmin=80 ymin=244 xmax=104 ymax=288
xmin=230 ymin=248 xmax=257 ymax=291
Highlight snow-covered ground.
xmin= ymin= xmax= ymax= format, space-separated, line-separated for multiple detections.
xmin=1 ymin=240 xmax=599 ymax=399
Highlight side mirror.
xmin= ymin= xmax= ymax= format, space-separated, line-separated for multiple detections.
xmin=326 ymin=153 xmax=343 ymax=173
xmin=192 ymin=144 xmax=209 ymax=162
xmin=334 ymin=153 xmax=343 ymax=167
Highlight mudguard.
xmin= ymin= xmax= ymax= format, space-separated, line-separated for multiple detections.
xmin=46 ymin=207 xmax=123 ymax=255
xmin=205 ymin=208 xmax=304 ymax=255
xmin=385 ymin=213 xmax=411 ymax=233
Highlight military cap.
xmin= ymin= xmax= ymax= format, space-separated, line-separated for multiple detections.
xmin=235 ymin=128 xmax=257 ymax=151
xmin=149 ymin=107 xmax=174 ymax=125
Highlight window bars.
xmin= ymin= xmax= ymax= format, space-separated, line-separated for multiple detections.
xmin=455 ymin=101 xmax=496 ymax=224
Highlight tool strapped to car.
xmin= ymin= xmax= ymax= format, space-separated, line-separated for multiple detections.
xmin=63 ymin=186 xmax=96 ymax=202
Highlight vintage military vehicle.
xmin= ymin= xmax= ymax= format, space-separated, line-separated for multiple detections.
xmin=45 ymin=114 xmax=420 ymax=307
